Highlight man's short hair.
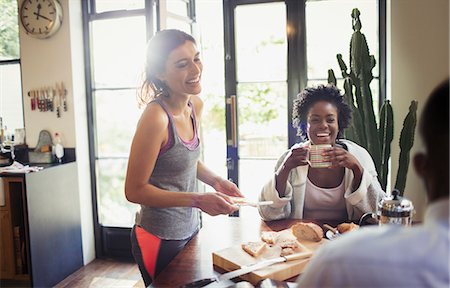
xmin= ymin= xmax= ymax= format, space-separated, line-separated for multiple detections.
xmin=420 ymin=79 xmax=449 ymax=153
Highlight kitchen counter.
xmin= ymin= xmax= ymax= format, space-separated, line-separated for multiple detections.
xmin=0 ymin=160 xmax=75 ymax=177
xmin=0 ymin=162 xmax=83 ymax=287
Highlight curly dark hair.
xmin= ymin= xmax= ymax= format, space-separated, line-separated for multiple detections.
xmin=292 ymin=84 xmax=352 ymax=140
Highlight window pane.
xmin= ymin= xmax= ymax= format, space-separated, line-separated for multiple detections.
xmin=235 ymin=3 xmax=287 ymax=82
xmin=95 ymin=0 xmax=144 ymax=13
xmin=196 ymin=0 xmax=227 ymax=181
xmin=167 ymin=0 xmax=189 ymax=16
xmin=91 ymin=16 xmax=146 ymax=89
xmin=237 ymin=82 xmax=288 ymax=159
xmin=166 ymin=17 xmax=191 ymax=33
xmin=97 ymin=158 xmax=137 ymax=227
xmin=0 ymin=64 xmax=23 ymax=131
xmin=307 ymin=78 xmax=380 ymax=120
xmin=0 ymin=0 xmax=20 ymax=60
xmin=306 ymin=0 xmax=378 ymax=80
xmin=239 ymin=159 xmax=277 ymax=201
xmin=94 ymin=89 xmax=142 ymax=158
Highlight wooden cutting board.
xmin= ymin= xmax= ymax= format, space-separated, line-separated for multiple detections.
xmin=212 ymin=229 xmax=328 ymax=285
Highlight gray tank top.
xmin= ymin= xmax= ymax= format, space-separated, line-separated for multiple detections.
xmin=136 ymin=98 xmax=201 ymax=240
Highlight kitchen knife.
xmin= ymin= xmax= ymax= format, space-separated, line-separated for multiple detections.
xmin=180 ymin=250 xmax=313 ymax=288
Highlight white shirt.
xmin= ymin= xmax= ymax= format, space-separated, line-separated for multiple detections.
xmin=258 ymin=140 xmax=386 ymax=221
xmin=297 ymin=198 xmax=450 ymax=288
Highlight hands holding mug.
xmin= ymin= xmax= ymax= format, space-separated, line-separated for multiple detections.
xmin=284 ymin=143 xmax=363 ymax=170
xmin=275 ymin=142 xmax=364 ymax=196
xmin=282 ymin=144 xmax=310 ymax=170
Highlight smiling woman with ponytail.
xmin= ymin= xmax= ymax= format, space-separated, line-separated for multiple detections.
xmin=125 ymin=29 xmax=242 ymax=286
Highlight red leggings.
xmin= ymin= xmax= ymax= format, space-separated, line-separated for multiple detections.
xmin=131 ymin=225 xmax=194 ymax=286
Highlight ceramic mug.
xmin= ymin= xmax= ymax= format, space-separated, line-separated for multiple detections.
xmin=308 ymin=144 xmax=332 ymax=168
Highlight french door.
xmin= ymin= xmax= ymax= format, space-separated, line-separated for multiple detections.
xmin=223 ymin=0 xmax=306 ymax=204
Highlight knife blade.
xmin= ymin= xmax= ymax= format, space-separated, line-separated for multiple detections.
xmin=180 ymin=251 xmax=313 ymax=288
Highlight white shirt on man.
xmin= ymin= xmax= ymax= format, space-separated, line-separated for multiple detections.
xmin=297 ymin=198 xmax=450 ymax=288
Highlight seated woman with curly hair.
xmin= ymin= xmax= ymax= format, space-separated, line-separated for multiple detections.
xmin=258 ymin=84 xmax=386 ymax=222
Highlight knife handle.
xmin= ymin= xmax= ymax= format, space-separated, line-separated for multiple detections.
xmin=179 ymin=277 xmax=216 ymax=288
xmin=284 ymin=250 xmax=313 ymax=261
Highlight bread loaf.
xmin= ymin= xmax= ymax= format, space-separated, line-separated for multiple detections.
xmin=241 ymin=241 xmax=266 ymax=257
xmin=291 ymin=222 xmax=323 ymax=242
xmin=337 ymin=222 xmax=359 ymax=234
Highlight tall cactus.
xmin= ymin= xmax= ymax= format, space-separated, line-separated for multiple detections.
xmin=395 ymin=101 xmax=418 ymax=195
xmin=327 ymin=69 xmax=337 ymax=85
xmin=349 ymin=8 xmax=381 ymax=173
xmin=379 ymin=100 xmax=394 ymax=190
xmin=327 ymin=8 xmax=417 ymax=195
xmin=334 ymin=55 xmax=366 ymax=147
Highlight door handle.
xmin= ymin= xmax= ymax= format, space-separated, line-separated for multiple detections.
xmin=226 ymin=158 xmax=234 ymax=170
xmin=226 ymin=95 xmax=237 ymax=148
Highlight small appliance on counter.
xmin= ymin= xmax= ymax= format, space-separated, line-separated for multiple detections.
xmin=0 ymin=144 xmax=14 ymax=167
xmin=28 ymin=130 xmax=55 ymax=163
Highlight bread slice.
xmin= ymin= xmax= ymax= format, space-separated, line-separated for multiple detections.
xmin=230 ymin=197 xmax=248 ymax=204
xmin=261 ymin=231 xmax=279 ymax=244
xmin=337 ymin=222 xmax=359 ymax=234
xmin=241 ymin=241 xmax=266 ymax=257
xmin=280 ymin=247 xmax=296 ymax=256
xmin=291 ymin=222 xmax=323 ymax=242
xmin=276 ymin=238 xmax=299 ymax=249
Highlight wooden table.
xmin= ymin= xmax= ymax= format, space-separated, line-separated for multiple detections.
xmin=153 ymin=208 xmax=340 ymax=287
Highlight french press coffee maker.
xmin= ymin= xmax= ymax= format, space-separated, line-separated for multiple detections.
xmin=359 ymin=189 xmax=415 ymax=227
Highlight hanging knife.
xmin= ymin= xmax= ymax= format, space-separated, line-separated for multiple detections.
xmin=55 ymin=85 xmax=61 ymax=118
xmin=61 ymin=82 xmax=68 ymax=111
xmin=49 ymin=88 xmax=54 ymax=112
xmin=29 ymin=90 xmax=36 ymax=111
xmin=180 ymin=251 xmax=313 ymax=288
xmin=38 ymin=90 xmax=44 ymax=111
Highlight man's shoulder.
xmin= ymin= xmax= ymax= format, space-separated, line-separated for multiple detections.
xmin=319 ymin=226 xmax=398 ymax=261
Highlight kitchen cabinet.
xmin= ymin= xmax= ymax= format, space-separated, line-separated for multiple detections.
xmin=0 ymin=162 xmax=83 ymax=287
xmin=0 ymin=177 xmax=29 ymax=283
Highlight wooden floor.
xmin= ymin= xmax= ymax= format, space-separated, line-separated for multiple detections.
xmin=55 ymin=259 xmax=145 ymax=288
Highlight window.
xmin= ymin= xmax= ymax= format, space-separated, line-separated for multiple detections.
xmin=85 ymin=1 xmax=150 ymax=230
xmin=306 ymin=0 xmax=381 ymax=110
xmin=161 ymin=0 xmax=193 ymax=32
xmin=84 ymin=0 xmax=196 ymax=246
xmin=83 ymin=0 xmax=384 ymax=258
xmin=94 ymin=0 xmax=144 ymax=13
xmin=0 ymin=0 xmax=23 ymax=136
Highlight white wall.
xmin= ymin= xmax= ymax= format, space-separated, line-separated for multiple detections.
xmin=388 ymin=0 xmax=449 ymax=220
xmin=18 ymin=0 xmax=95 ymax=264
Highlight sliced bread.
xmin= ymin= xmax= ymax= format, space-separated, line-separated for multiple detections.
xmin=241 ymin=241 xmax=266 ymax=257
xmin=261 ymin=231 xmax=279 ymax=244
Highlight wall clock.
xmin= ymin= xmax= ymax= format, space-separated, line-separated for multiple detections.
xmin=20 ymin=0 xmax=63 ymax=39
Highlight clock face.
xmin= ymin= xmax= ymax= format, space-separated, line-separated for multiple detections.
xmin=20 ymin=0 xmax=63 ymax=39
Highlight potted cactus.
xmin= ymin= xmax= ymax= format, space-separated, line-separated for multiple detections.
xmin=327 ymin=8 xmax=418 ymax=196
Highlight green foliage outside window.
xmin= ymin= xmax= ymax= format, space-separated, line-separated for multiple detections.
xmin=202 ymin=84 xmax=280 ymax=131
xmin=0 ymin=0 xmax=20 ymax=60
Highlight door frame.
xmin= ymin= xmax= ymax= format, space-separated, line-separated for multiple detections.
xmin=223 ymin=0 xmax=306 ymax=193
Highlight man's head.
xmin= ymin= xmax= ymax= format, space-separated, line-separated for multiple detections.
xmin=413 ymin=79 xmax=449 ymax=202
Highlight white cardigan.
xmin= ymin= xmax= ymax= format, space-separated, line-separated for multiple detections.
xmin=258 ymin=139 xmax=386 ymax=221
